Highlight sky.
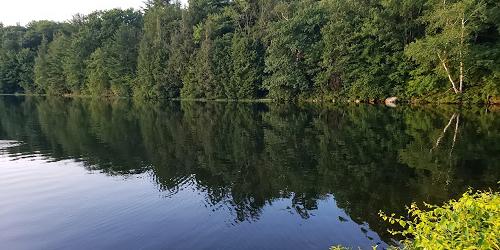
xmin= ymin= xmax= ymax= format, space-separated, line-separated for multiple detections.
xmin=0 ymin=0 xmax=187 ymax=26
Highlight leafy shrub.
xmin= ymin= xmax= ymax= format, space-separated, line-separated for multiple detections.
xmin=380 ymin=189 xmax=500 ymax=249
xmin=329 ymin=246 xmax=351 ymax=250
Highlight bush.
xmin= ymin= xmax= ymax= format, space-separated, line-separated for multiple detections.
xmin=380 ymin=189 xmax=500 ymax=249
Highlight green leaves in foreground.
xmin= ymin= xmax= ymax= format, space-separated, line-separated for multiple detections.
xmin=380 ymin=189 xmax=500 ymax=249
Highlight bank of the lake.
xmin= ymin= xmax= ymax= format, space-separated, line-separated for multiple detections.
xmin=3 ymin=92 xmax=500 ymax=107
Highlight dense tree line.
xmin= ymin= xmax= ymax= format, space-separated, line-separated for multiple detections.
xmin=0 ymin=0 xmax=499 ymax=102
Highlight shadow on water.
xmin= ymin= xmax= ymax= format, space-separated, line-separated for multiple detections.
xmin=0 ymin=96 xmax=499 ymax=244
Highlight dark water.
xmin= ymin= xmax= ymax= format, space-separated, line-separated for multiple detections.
xmin=0 ymin=96 xmax=498 ymax=250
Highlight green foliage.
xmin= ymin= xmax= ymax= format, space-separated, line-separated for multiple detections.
xmin=105 ymin=24 xmax=142 ymax=96
xmin=50 ymin=9 xmax=142 ymax=96
xmin=136 ymin=2 xmax=183 ymax=99
xmin=0 ymin=22 xmax=67 ymax=94
xmin=230 ymin=32 xmax=263 ymax=99
xmin=330 ymin=246 xmax=378 ymax=250
xmin=0 ymin=49 xmax=23 ymax=93
xmin=36 ymin=34 xmax=70 ymax=95
xmin=181 ymin=9 xmax=235 ymax=99
xmin=0 ymin=0 xmax=499 ymax=101
xmin=33 ymin=37 xmax=49 ymax=93
xmin=264 ymin=0 xmax=326 ymax=100
xmin=380 ymin=189 xmax=500 ymax=249
xmin=319 ymin=0 xmax=424 ymax=100
xmin=86 ymin=48 xmax=109 ymax=96
xmin=329 ymin=246 xmax=350 ymax=250
xmin=405 ymin=0 xmax=498 ymax=96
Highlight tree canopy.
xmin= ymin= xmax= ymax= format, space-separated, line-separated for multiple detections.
xmin=0 ymin=0 xmax=498 ymax=102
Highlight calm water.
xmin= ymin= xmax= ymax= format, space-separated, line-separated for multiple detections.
xmin=0 ymin=96 xmax=499 ymax=250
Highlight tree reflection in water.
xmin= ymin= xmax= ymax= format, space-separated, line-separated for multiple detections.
xmin=0 ymin=96 xmax=498 ymax=242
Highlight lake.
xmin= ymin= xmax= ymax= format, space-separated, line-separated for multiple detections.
xmin=0 ymin=96 xmax=498 ymax=250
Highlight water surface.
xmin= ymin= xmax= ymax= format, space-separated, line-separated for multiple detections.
xmin=0 ymin=96 xmax=498 ymax=249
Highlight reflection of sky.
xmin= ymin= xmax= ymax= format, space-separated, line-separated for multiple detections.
xmin=0 ymin=140 xmax=19 ymax=150
xmin=0 ymin=149 xmax=387 ymax=250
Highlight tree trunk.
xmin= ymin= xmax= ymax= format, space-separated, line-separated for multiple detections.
xmin=459 ymin=15 xmax=465 ymax=93
xmin=438 ymin=53 xmax=459 ymax=94
xmin=157 ymin=16 xmax=161 ymax=39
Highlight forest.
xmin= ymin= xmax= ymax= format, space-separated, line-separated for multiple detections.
xmin=0 ymin=0 xmax=499 ymax=103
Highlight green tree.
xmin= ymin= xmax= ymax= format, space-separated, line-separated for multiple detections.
xmin=264 ymin=0 xmax=327 ymax=100
xmin=62 ymin=9 xmax=143 ymax=95
xmin=43 ymin=34 xmax=70 ymax=94
xmin=136 ymin=2 xmax=183 ymax=99
xmin=230 ymin=32 xmax=263 ymax=99
xmin=33 ymin=37 xmax=49 ymax=92
xmin=105 ymin=24 xmax=142 ymax=96
xmin=0 ymin=26 xmax=28 ymax=93
xmin=319 ymin=0 xmax=424 ymax=100
xmin=405 ymin=0 xmax=489 ymax=95
xmin=0 ymin=50 xmax=23 ymax=93
xmin=86 ymin=48 xmax=110 ymax=96
xmin=182 ymin=9 xmax=236 ymax=99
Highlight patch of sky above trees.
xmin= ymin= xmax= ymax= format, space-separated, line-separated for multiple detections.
xmin=0 ymin=0 xmax=499 ymax=102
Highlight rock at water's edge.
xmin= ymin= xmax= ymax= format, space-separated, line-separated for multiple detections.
xmin=385 ymin=97 xmax=398 ymax=104
xmin=385 ymin=97 xmax=398 ymax=107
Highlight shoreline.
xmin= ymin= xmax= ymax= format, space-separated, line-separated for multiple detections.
xmin=1 ymin=93 xmax=499 ymax=106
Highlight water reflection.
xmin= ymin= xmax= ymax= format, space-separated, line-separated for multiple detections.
xmin=0 ymin=96 xmax=499 ymax=246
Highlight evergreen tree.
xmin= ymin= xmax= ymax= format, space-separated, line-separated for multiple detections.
xmin=318 ymin=0 xmax=424 ymax=100
xmin=105 ymin=24 xmax=142 ymax=96
xmin=264 ymin=0 xmax=327 ymax=100
xmin=86 ymin=48 xmax=110 ymax=96
xmin=16 ymin=48 xmax=37 ymax=93
xmin=230 ymin=32 xmax=263 ymax=99
xmin=0 ymin=50 xmax=22 ymax=93
xmin=34 ymin=37 xmax=49 ymax=92
xmin=182 ymin=8 xmax=236 ymax=99
xmin=43 ymin=34 xmax=70 ymax=94
xmin=136 ymin=2 xmax=183 ymax=99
